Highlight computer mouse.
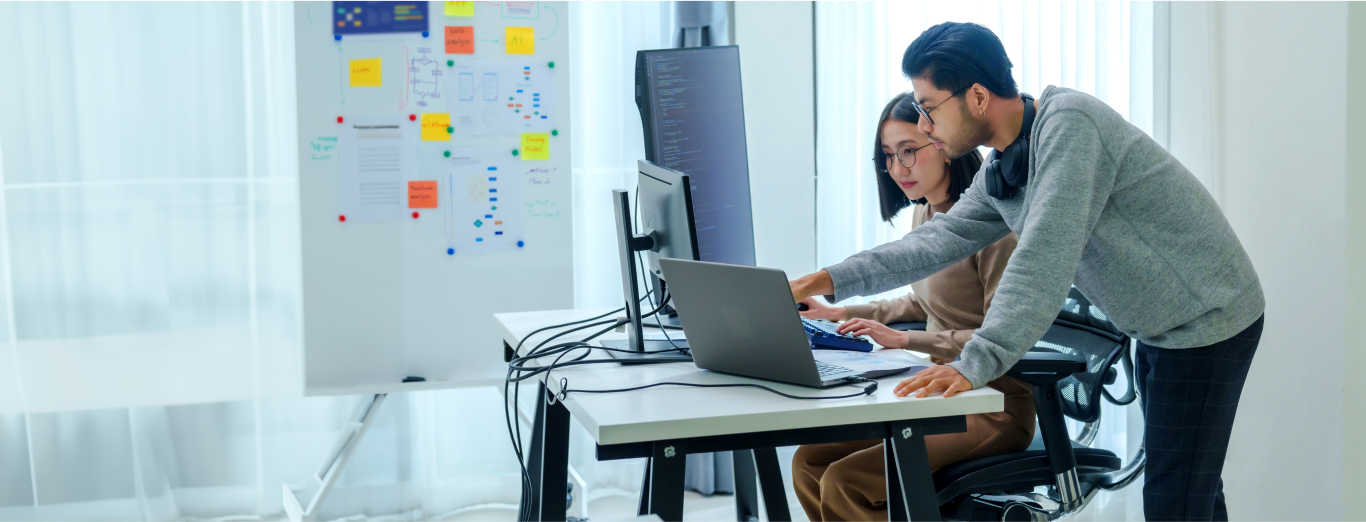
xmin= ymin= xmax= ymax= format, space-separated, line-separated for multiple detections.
xmin=797 ymin=303 xmax=809 ymax=311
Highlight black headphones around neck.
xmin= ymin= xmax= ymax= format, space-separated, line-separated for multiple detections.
xmin=984 ymin=93 xmax=1036 ymax=200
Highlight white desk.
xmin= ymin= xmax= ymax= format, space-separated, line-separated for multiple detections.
xmin=495 ymin=308 xmax=1004 ymax=522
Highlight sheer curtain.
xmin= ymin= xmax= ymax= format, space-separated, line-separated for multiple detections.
xmin=814 ymin=2 xmax=1154 ymax=519
xmin=0 ymin=2 xmax=676 ymax=521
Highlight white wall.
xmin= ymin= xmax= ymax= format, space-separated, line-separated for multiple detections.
xmin=1167 ymin=2 xmax=1348 ymax=519
xmin=735 ymin=1 xmax=817 ymax=278
xmin=1346 ymin=4 xmax=1366 ymax=519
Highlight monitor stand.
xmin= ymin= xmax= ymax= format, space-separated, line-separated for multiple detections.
xmin=601 ymin=339 xmax=691 ymax=364
xmin=608 ymin=189 xmax=692 ymax=365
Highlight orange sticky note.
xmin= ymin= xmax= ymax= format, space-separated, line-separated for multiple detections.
xmin=420 ymin=113 xmax=451 ymax=141
xmin=446 ymin=26 xmax=473 ymax=54
xmin=506 ymin=26 xmax=534 ymax=55
xmin=445 ymin=1 xmax=473 ymax=17
xmin=408 ymin=181 xmax=438 ymax=208
xmin=520 ymin=133 xmax=549 ymax=160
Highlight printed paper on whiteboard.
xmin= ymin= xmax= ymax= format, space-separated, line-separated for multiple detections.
xmin=445 ymin=148 xmax=524 ymax=254
xmin=446 ymin=60 xmax=555 ymax=136
xmin=337 ymin=115 xmax=418 ymax=222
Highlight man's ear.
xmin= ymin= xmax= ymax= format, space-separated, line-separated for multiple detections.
xmin=970 ymin=84 xmax=990 ymax=116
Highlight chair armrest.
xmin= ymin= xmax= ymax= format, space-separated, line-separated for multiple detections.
xmin=1006 ymin=351 xmax=1086 ymax=386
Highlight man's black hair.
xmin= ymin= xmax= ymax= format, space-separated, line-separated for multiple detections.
xmin=902 ymin=22 xmax=1019 ymax=99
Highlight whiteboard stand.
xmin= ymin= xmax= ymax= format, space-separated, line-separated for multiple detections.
xmin=283 ymin=393 xmax=388 ymax=522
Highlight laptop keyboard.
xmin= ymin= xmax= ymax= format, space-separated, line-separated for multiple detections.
xmin=815 ymin=360 xmax=854 ymax=378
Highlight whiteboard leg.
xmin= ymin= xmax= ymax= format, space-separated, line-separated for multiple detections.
xmin=282 ymin=393 xmax=387 ymax=522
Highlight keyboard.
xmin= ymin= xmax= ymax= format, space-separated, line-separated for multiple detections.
xmin=802 ymin=318 xmax=875 ymax=352
xmin=814 ymin=360 xmax=855 ymax=378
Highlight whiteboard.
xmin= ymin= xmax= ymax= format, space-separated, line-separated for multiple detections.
xmin=294 ymin=1 xmax=573 ymax=396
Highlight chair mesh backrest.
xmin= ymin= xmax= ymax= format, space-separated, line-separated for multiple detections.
xmin=1030 ymin=288 xmax=1128 ymax=423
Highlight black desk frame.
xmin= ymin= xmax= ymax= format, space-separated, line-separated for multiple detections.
xmin=519 ymin=381 xmax=966 ymax=522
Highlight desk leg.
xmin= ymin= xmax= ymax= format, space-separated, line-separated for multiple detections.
xmin=733 ymin=450 xmax=759 ymax=522
xmin=521 ymin=382 xmax=547 ymax=522
xmin=646 ymin=440 xmax=687 ymax=522
xmin=636 ymin=458 xmax=652 ymax=516
xmin=753 ymin=447 xmax=792 ymax=522
xmin=537 ymin=397 xmax=571 ymax=522
xmin=884 ymin=420 xmax=941 ymax=521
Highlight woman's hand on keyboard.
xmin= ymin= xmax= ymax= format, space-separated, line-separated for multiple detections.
xmin=798 ymin=297 xmax=847 ymax=321
xmin=835 ymin=318 xmax=909 ymax=349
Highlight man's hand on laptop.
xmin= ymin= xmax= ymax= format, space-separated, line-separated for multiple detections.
xmin=894 ymin=365 xmax=972 ymax=398
xmin=798 ymin=297 xmax=846 ymax=321
xmin=789 ymin=270 xmax=835 ymax=303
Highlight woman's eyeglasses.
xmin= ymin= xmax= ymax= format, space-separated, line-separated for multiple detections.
xmin=885 ymin=142 xmax=936 ymax=170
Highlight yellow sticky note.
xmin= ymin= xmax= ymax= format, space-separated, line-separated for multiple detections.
xmin=520 ymin=133 xmax=549 ymax=160
xmin=349 ymin=58 xmax=382 ymax=87
xmin=445 ymin=1 xmax=474 ymax=17
xmin=506 ymin=26 xmax=534 ymax=55
xmin=421 ymin=113 xmax=451 ymax=141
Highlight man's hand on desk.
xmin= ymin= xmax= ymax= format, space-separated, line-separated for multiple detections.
xmin=893 ymin=364 xmax=973 ymax=398
xmin=789 ymin=270 xmax=835 ymax=304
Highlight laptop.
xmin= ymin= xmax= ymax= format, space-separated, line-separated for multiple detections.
xmin=659 ymin=258 xmax=919 ymax=388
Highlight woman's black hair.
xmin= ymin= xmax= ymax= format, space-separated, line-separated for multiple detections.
xmin=873 ymin=93 xmax=984 ymax=222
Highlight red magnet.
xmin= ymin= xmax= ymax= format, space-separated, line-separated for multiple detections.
xmin=337 ymin=116 xmax=344 ymax=123
xmin=409 ymin=114 xmax=417 ymax=121
xmin=338 ymin=215 xmax=346 ymax=222
xmin=412 ymin=211 xmax=420 ymax=219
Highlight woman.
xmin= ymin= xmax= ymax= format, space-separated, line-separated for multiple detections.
xmin=790 ymin=92 xmax=1035 ymax=522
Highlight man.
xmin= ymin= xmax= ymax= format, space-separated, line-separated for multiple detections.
xmin=789 ymin=22 xmax=1264 ymax=521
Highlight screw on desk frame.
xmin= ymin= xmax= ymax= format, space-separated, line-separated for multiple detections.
xmin=663 ymin=446 xmax=676 ymax=458
xmin=902 ymin=427 xmax=914 ymax=439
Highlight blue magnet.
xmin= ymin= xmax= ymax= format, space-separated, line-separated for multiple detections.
xmin=422 ymin=31 xmax=429 ymax=38
xmin=447 ymin=248 xmax=454 ymax=255
xmin=517 ymin=240 xmax=525 ymax=247
xmin=334 ymin=34 xmax=342 ymax=41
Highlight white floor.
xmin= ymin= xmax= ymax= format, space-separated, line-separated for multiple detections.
xmin=248 ymin=486 xmax=810 ymax=522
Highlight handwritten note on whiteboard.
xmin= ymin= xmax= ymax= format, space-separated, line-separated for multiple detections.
xmin=520 ymin=133 xmax=549 ymax=160
xmin=445 ymin=1 xmax=473 ymax=17
xmin=420 ymin=113 xmax=451 ymax=141
xmin=505 ymin=27 xmax=534 ymax=54
xmin=349 ymin=58 xmax=383 ymax=87
xmin=445 ymin=26 xmax=473 ymax=54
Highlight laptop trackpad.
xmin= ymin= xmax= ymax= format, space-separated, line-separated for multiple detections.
xmin=812 ymin=350 xmax=926 ymax=379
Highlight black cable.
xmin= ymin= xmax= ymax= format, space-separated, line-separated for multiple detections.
xmin=554 ymin=376 xmax=878 ymax=403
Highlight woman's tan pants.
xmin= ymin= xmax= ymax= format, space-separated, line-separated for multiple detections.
xmin=792 ymin=410 xmax=1033 ymax=522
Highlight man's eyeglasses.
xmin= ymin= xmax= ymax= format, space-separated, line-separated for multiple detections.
xmin=885 ymin=142 xmax=936 ymax=170
xmin=910 ymin=86 xmax=971 ymax=126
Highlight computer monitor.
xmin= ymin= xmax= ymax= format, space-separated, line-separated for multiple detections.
xmin=600 ymin=161 xmax=698 ymax=363
xmin=635 ymin=45 xmax=757 ymax=268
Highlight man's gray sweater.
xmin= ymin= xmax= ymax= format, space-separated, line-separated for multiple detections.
xmin=823 ymin=86 xmax=1265 ymax=388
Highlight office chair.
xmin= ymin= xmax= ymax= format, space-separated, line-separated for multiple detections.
xmin=912 ymin=287 xmax=1145 ymax=521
